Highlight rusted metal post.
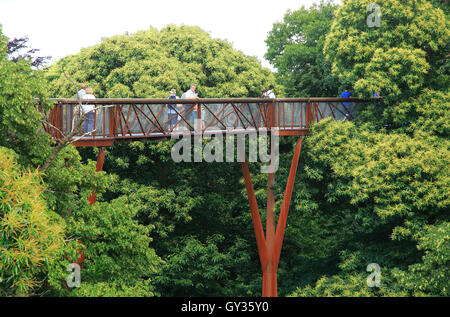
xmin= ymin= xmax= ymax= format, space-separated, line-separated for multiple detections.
xmin=241 ymin=161 xmax=269 ymax=270
xmin=265 ymin=171 xmax=276 ymax=297
xmin=241 ymin=137 xmax=303 ymax=297
xmin=262 ymin=100 xmax=276 ymax=297
xmin=88 ymin=147 xmax=106 ymax=205
xmin=197 ymin=103 xmax=202 ymax=134
xmin=273 ymin=137 xmax=303 ymax=270
xmin=306 ymin=101 xmax=312 ymax=129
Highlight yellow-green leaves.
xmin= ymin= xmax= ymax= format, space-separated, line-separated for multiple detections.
xmin=324 ymin=0 xmax=449 ymax=102
xmin=0 ymin=147 xmax=64 ymax=296
xmin=46 ymin=25 xmax=280 ymax=99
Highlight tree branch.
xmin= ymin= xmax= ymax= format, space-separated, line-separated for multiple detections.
xmin=39 ymin=67 xmax=87 ymax=173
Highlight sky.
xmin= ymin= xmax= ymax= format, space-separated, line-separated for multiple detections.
xmin=0 ymin=0 xmax=325 ymax=70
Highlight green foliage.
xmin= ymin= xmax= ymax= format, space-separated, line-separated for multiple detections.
xmin=42 ymin=145 xmax=111 ymax=217
xmin=98 ymin=140 xmax=263 ymax=297
xmin=46 ymin=25 xmax=282 ymax=98
xmin=2 ymin=2 xmax=448 ymax=297
xmin=265 ymin=0 xmax=339 ymax=96
xmin=35 ymin=145 xmax=161 ymax=297
xmin=0 ymin=27 xmax=53 ymax=167
xmin=0 ymin=147 xmax=64 ymax=296
xmin=56 ymin=196 xmax=161 ymax=297
xmin=274 ymin=0 xmax=450 ymax=297
xmin=401 ymin=89 xmax=450 ymax=137
xmin=393 ymin=222 xmax=450 ymax=297
xmin=291 ymin=220 xmax=450 ymax=297
xmin=287 ymin=120 xmax=449 ymax=297
xmin=324 ymin=0 xmax=449 ymax=116
xmin=153 ymin=235 xmax=253 ymax=297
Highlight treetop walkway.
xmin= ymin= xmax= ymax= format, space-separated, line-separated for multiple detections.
xmin=43 ymin=96 xmax=379 ymax=297
xmin=44 ymin=97 xmax=371 ymax=147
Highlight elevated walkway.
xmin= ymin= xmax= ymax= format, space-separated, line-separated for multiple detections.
xmin=43 ymin=97 xmax=372 ymax=147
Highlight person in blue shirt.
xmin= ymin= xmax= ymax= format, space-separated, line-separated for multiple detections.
xmin=374 ymin=91 xmax=381 ymax=98
xmin=340 ymin=86 xmax=352 ymax=99
xmin=340 ymin=86 xmax=352 ymax=118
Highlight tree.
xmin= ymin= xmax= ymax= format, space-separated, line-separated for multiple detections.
xmin=6 ymin=36 xmax=51 ymax=68
xmin=266 ymin=0 xmax=339 ymax=97
xmin=280 ymin=1 xmax=449 ymax=297
xmin=98 ymin=140 xmax=264 ymax=296
xmin=42 ymin=26 xmax=287 ymax=296
xmin=47 ymin=195 xmax=162 ymax=297
xmin=45 ymin=25 xmax=282 ymax=98
xmin=0 ymin=147 xmax=64 ymax=296
xmin=0 ymin=26 xmax=53 ymax=167
xmin=323 ymin=0 xmax=449 ymax=130
xmin=393 ymin=222 xmax=450 ymax=296
xmin=288 ymin=119 xmax=449 ymax=297
xmin=1 ymin=26 xmax=162 ymax=296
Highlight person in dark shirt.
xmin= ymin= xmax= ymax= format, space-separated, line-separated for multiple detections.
xmin=167 ymin=89 xmax=179 ymax=130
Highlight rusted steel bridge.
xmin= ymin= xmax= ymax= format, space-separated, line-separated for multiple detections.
xmin=44 ymin=97 xmax=374 ymax=297
xmin=44 ymin=98 xmax=364 ymax=146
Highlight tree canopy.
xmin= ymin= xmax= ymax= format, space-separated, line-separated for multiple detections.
xmin=280 ymin=0 xmax=449 ymax=297
xmin=324 ymin=0 xmax=449 ymax=131
xmin=265 ymin=0 xmax=339 ymax=97
xmin=0 ymin=147 xmax=64 ymax=296
xmin=0 ymin=26 xmax=53 ymax=167
xmin=46 ymin=25 xmax=281 ymax=98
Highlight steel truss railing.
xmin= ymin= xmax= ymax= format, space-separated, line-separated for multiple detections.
xmin=43 ymin=98 xmax=375 ymax=147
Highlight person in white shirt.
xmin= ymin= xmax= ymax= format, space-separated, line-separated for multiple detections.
xmin=267 ymin=85 xmax=276 ymax=99
xmin=81 ymin=87 xmax=96 ymax=134
xmin=76 ymin=84 xmax=87 ymax=99
xmin=182 ymin=84 xmax=202 ymax=130
xmin=184 ymin=84 xmax=198 ymax=99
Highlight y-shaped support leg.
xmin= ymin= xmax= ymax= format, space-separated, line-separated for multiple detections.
xmin=241 ymin=137 xmax=303 ymax=297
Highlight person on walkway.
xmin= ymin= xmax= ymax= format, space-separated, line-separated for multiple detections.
xmin=81 ymin=87 xmax=96 ymax=134
xmin=182 ymin=84 xmax=201 ymax=130
xmin=167 ymin=89 xmax=179 ymax=130
xmin=259 ymin=89 xmax=267 ymax=98
xmin=340 ymin=86 xmax=352 ymax=119
xmin=76 ymin=84 xmax=87 ymax=100
xmin=266 ymin=85 xmax=276 ymax=99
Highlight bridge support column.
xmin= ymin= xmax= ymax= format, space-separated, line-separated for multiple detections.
xmin=88 ymin=147 xmax=106 ymax=205
xmin=241 ymin=137 xmax=303 ymax=297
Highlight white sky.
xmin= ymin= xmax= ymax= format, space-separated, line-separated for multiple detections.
xmin=0 ymin=0 xmax=327 ymax=70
